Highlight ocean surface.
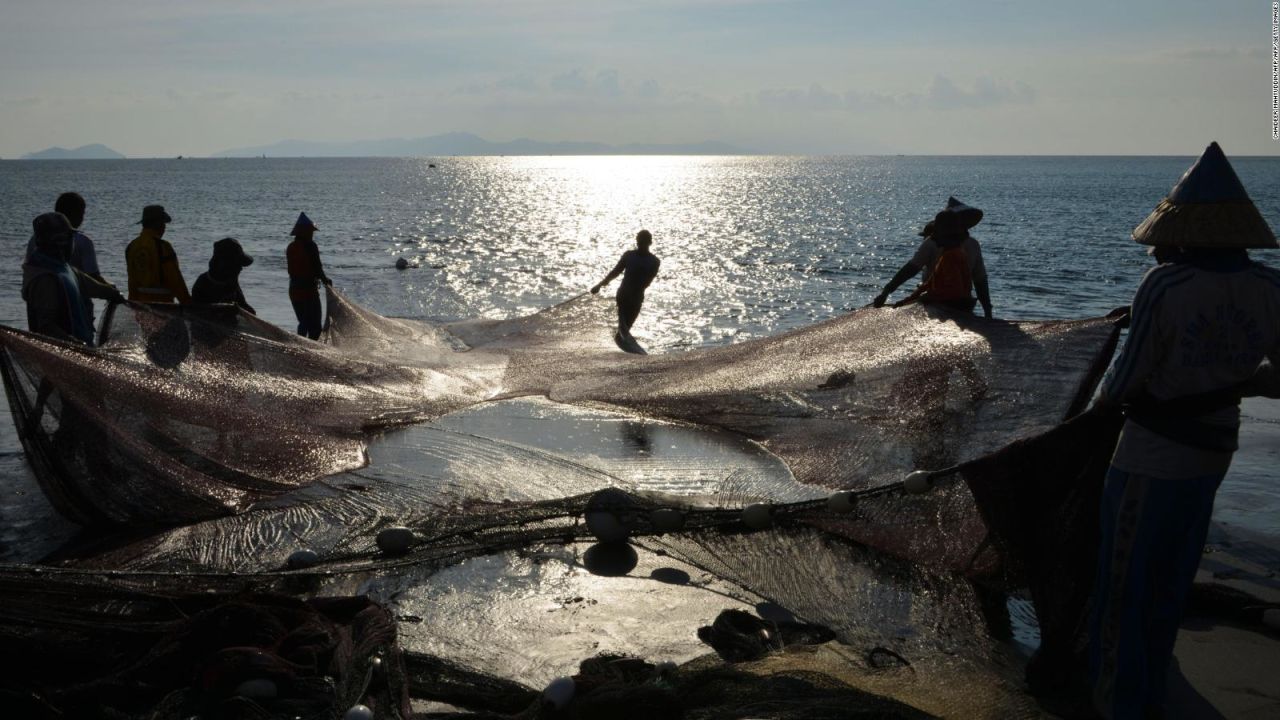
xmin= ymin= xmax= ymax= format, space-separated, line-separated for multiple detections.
xmin=1 ymin=155 xmax=1277 ymax=547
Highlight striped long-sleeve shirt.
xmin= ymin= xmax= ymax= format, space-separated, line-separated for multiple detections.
xmin=1103 ymin=254 xmax=1280 ymax=478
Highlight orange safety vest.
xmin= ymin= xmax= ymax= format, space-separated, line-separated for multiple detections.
xmin=899 ymin=246 xmax=973 ymax=306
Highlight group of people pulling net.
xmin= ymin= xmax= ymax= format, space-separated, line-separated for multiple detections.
xmin=2 ymin=142 xmax=1278 ymax=719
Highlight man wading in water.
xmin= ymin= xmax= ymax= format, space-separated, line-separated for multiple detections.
xmin=286 ymin=212 xmax=331 ymax=340
xmin=591 ymin=229 xmax=661 ymax=352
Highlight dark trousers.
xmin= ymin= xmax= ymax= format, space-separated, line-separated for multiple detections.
xmin=1088 ymin=467 xmax=1223 ymax=719
xmin=616 ymin=291 xmax=644 ymax=335
xmin=292 ymin=294 xmax=323 ymax=340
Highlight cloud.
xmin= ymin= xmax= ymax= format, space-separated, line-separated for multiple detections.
xmin=750 ymin=75 xmax=1035 ymax=112
xmin=918 ymin=75 xmax=1036 ymax=110
xmin=549 ymin=69 xmax=589 ymax=93
xmin=454 ymin=70 xmax=1038 ymax=114
xmin=594 ymin=69 xmax=622 ymax=97
xmin=449 ymin=68 xmax=1040 ymax=124
xmin=548 ymin=68 xmax=624 ymax=97
xmin=457 ymin=68 xmax=675 ymax=103
xmin=453 ymin=74 xmax=540 ymax=96
xmin=756 ymin=83 xmax=845 ymax=111
xmin=4 ymin=96 xmax=49 ymax=108
xmin=1165 ymin=46 xmax=1268 ymax=62
xmin=497 ymin=75 xmax=539 ymax=91
xmin=843 ymin=89 xmax=900 ymax=111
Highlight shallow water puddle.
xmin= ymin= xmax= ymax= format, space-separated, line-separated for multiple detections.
xmin=363 ymin=396 xmax=819 ymax=506
xmin=362 ymin=541 xmax=761 ymax=687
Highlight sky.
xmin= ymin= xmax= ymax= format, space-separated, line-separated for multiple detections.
xmin=1 ymin=0 xmax=1276 ymax=156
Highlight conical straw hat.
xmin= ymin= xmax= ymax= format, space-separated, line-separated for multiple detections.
xmin=1132 ymin=142 xmax=1277 ymax=248
xmin=291 ymin=211 xmax=318 ymax=236
xmin=941 ymin=196 xmax=983 ymax=229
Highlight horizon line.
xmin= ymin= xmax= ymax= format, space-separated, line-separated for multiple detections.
xmin=9 ymin=152 xmax=1280 ymax=160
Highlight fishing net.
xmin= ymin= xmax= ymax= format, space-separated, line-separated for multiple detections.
xmin=0 ymin=573 xmax=410 ymax=719
xmin=0 ymin=289 xmax=1124 ymax=718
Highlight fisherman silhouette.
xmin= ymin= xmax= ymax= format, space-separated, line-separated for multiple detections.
xmin=873 ymin=197 xmax=992 ymax=318
xmin=1088 ymin=142 xmax=1280 ymax=719
xmin=591 ymin=230 xmax=660 ymax=353
xmin=286 ymin=212 xmax=331 ymax=340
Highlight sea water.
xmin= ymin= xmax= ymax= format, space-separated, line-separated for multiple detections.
xmin=0 ymin=155 xmax=1276 ymax=545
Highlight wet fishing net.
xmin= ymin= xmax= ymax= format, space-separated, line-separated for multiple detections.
xmin=0 ymin=289 xmax=1124 ymax=718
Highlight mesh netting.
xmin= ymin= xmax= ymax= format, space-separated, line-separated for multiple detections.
xmin=0 ymin=290 xmax=1124 ymax=718
xmin=0 ymin=570 xmax=411 ymax=719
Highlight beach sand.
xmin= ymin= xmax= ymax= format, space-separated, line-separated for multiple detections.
xmin=1162 ymin=398 xmax=1280 ymax=719
xmin=1168 ymin=525 xmax=1280 ymax=720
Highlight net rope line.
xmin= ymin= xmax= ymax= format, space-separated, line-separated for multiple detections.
xmin=0 ymin=428 xmax=1060 ymax=584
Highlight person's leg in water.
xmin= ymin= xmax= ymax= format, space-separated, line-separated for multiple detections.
xmin=292 ymin=294 xmax=323 ymax=340
xmin=616 ymin=291 xmax=643 ymax=338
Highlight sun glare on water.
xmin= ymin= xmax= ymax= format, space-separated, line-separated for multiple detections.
xmin=433 ymin=155 xmax=760 ymax=349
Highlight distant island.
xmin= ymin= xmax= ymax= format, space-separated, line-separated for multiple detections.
xmin=22 ymin=144 xmax=126 ymax=160
xmin=213 ymin=132 xmax=750 ymax=158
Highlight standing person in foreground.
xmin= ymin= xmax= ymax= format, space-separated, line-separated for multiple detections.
xmin=125 ymin=205 xmax=190 ymax=304
xmin=286 ymin=212 xmax=331 ymax=340
xmin=22 ymin=212 xmax=123 ymax=345
xmin=872 ymin=197 xmax=993 ymax=318
xmin=191 ymin=238 xmax=256 ymax=314
xmin=1088 ymin=142 xmax=1280 ymax=720
xmin=590 ymin=229 xmax=661 ymax=348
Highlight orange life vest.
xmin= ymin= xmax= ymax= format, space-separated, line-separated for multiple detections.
xmin=922 ymin=246 xmax=973 ymax=302
xmin=900 ymin=246 xmax=973 ymax=306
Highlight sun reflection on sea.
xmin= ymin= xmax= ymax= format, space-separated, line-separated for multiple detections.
xmin=402 ymin=155 xmax=886 ymax=351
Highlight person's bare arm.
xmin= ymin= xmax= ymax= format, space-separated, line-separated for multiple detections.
xmin=973 ymin=273 xmax=992 ymax=319
xmin=75 ymin=268 xmax=124 ymax=303
xmin=306 ymin=241 xmax=332 ymax=286
xmin=873 ymin=262 xmax=921 ymax=307
xmin=591 ymin=255 xmax=627 ymax=294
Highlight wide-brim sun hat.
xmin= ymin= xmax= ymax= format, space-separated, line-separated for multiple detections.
xmin=138 ymin=205 xmax=172 ymax=225
xmin=213 ymin=237 xmax=253 ymax=267
xmin=1132 ymin=141 xmax=1277 ymax=249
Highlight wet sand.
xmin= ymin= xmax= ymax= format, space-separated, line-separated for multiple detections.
xmin=1170 ymin=525 xmax=1280 ymax=720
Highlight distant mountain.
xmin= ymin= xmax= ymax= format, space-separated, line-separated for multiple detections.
xmin=22 ymin=144 xmax=126 ymax=160
xmin=212 ymin=132 xmax=749 ymax=158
